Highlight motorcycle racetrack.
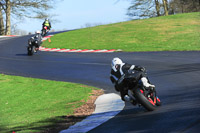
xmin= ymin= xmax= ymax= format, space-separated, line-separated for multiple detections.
xmin=0 ymin=34 xmax=200 ymax=133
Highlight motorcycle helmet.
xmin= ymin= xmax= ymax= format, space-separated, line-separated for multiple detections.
xmin=111 ymin=57 xmax=123 ymax=72
xmin=35 ymin=30 xmax=40 ymax=34
xmin=45 ymin=18 xmax=49 ymax=21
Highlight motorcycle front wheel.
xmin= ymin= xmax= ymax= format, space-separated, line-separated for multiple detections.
xmin=27 ymin=46 xmax=33 ymax=56
xmin=42 ymin=29 xmax=46 ymax=36
xmin=134 ymin=88 xmax=156 ymax=111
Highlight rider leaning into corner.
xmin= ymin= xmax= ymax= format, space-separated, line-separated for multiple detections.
xmin=28 ymin=31 xmax=43 ymax=51
xmin=110 ymin=57 xmax=155 ymax=104
xmin=42 ymin=18 xmax=51 ymax=30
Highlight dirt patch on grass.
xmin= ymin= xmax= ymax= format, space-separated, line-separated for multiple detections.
xmin=45 ymin=89 xmax=104 ymax=133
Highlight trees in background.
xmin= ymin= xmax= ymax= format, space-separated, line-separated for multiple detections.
xmin=0 ymin=6 xmax=4 ymax=35
xmin=162 ymin=0 xmax=168 ymax=16
xmin=155 ymin=0 xmax=161 ymax=16
xmin=0 ymin=0 xmax=60 ymax=35
xmin=127 ymin=0 xmax=200 ymax=19
xmin=169 ymin=0 xmax=200 ymax=14
xmin=5 ymin=0 xmax=11 ymax=35
xmin=127 ymin=0 xmax=169 ymax=18
xmin=127 ymin=0 xmax=159 ymax=18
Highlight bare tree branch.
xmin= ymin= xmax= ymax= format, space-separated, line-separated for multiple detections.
xmin=0 ymin=0 xmax=62 ymax=35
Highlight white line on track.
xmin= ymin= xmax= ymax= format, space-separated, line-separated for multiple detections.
xmin=60 ymin=93 xmax=125 ymax=133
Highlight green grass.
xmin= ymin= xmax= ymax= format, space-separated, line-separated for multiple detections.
xmin=0 ymin=74 xmax=97 ymax=133
xmin=43 ymin=12 xmax=200 ymax=51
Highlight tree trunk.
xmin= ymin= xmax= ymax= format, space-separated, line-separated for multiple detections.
xmin=193 ymin=0 xmax=198 ymax=11
xmin=155 ymin=0 xmax=160 ymax=16
xmin=0 ymin=7 xmax=4 ymax=35
xmin=5 ymin=0 xmax=11 ymax=35
xmin=162 ymin=0 xmax=169 ymax=16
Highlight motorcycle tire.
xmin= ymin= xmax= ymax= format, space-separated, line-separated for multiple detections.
xmin=27 ymin=46 xmax=33 ymax=56
xmin=134 ymin=88 xmax=156 ymax=111
xmin=42 ymin=30 xmax=46 ymax=36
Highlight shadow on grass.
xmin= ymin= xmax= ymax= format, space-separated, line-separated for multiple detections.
xmin=0 ymin=125 xmax=7 ymax=133
xmin=3 ymin=115 xmax=87 ymax=133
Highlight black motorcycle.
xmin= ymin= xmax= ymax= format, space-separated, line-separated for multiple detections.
xmin=27 ymin=37 xmax=40 ymax=56
xmin=118 ymin=70 xmax=161 ymax=111
xmin=41 ymin=26 xmax=49 ymax=37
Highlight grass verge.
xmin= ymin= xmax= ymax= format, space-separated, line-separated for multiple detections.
xmin=42 ymin=12 xmax=200 ymax=52
xmin=0 ymin=74 xmax=101 ymax=133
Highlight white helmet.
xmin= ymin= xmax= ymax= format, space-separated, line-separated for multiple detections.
xmin=111 ymin=57 xmax=123 ymax=72
xmin=35 ymin=30 xmax=40 ymax=34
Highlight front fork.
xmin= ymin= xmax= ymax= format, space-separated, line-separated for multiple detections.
xmin=28 ymin=45 xmax=32 ymax=51
xmin=128 ymin=90 xmax=136 ymax=101
xmin=144 ymin=87 xmax=157 ymax=104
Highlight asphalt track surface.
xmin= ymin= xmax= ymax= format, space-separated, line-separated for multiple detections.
xmin=0 ymin=34 xmax=200 ymax=133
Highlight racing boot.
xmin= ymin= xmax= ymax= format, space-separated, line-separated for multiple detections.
xmin=141 ymin=77 xmax=155 ymax=89
xmin=124 ymin=95 xmax=137 ymax=105
xmin=124 ymin=95 xmax=131 ymax=102
xmin=34 ymin=48 xmax=37 ymax=53
xmin=130 ymin=99 xmax=137 ymax=105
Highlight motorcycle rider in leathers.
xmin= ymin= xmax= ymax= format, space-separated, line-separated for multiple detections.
xmin=42 ymin=18 xmax=51 ymax=31
xmin=110 ymin=57 xmax=155 ymax=103
xmin=28 ymin=31 xmax=42 ymax=52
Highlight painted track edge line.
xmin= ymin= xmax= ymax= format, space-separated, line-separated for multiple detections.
xmin=41 ymin=35 xmax=121 ymax=53
xmin=60 ymin=93 xmax=125 ymax=133
xmin=39 ymin=46 xmax=119 ymax=53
